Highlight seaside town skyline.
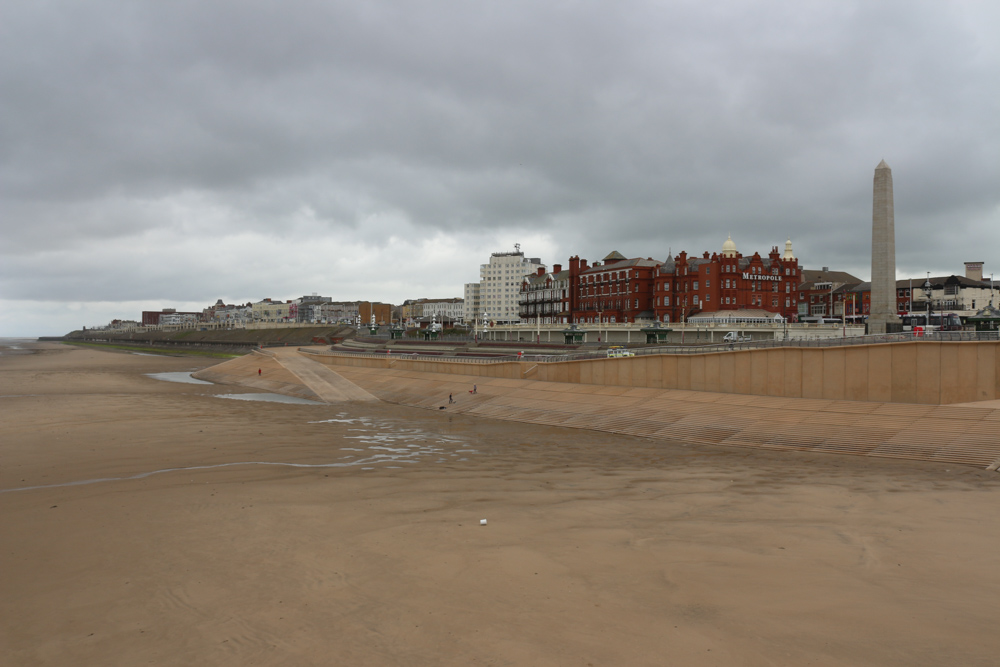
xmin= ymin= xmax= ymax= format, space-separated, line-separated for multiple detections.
xmin=2 ymin=2 xmax=998 ymax=338
xmin=74 ymin=237 xmax=998 ymax=336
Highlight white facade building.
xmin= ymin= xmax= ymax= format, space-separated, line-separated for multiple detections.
xmin=421 ymin=298 xmax=465 ymax=322
xmin=211 ymin=305 xmax=253 ymax=326
xmin=463 ymin=282 xmax=481 ymax=324
xmin=477 ymin=250 xmax=543 ymax=324
xmin=160 ymin=312 xmax=199 ymax=327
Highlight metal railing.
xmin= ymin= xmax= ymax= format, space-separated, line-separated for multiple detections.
xmin=307 ymin=330 xmax=998 ymax=366
xmin=302 ymin=348 xmax=520 ymax=364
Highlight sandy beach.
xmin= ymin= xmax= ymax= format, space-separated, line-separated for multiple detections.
xmin=3 ymin=341 xmax=1000 ymax=666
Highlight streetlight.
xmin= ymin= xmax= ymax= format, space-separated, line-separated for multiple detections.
xmin=924 ymin=272 xmax=932 ymax=335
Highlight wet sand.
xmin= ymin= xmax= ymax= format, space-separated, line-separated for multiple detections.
xmin=3 ymin=342 xmax=1000 ymax=666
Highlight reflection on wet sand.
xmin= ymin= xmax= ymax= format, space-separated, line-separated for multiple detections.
xmin=5 ymin=341 xmax=1000 ymax=667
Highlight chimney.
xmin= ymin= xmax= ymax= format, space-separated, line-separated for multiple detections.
xmin=536 ymin=267 xmax=545 ymax=276
xmin=965 ymin=262 xmax=984 ymax=281
xmin=553 ymin=263 xmax=562 ymax=273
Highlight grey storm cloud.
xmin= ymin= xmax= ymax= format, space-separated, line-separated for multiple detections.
xmin=1 ymin=0 xmax=998 ymax=335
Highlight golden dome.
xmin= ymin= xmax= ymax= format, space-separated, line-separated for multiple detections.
xmin=721 ymin=234 xmax=738 ymax=258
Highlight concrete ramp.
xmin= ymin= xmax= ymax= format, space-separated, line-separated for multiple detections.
xmin=192 ymin=351 xmax=323 ymax=401
xmin=271 ymin=349 xmax=378 ymax=403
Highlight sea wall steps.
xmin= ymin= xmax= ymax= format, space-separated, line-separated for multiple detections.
xmin=308 ymin=340 xmax=1000 ymax=405
xmin=193 ymin=347 xmax=1000 ymax=470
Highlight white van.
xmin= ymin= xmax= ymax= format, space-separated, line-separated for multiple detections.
xmin=723 ymin=331 xmax=750 ymax=342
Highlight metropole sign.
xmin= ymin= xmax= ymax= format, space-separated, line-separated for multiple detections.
xmin=741 ymin=273 xmax=783 ymax=281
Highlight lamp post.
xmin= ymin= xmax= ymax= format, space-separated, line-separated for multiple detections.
xmin=924 ymin=272 xmax=932 ymax=335
xmin=829 ymin=282 xmax=834 ymax=322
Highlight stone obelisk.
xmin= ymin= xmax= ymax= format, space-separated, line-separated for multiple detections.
xmin=868 ymin=160 xmax=900 ymax=334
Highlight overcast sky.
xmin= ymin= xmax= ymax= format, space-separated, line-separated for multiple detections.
xmin=2 ymin=1 xmax=998 ymax=336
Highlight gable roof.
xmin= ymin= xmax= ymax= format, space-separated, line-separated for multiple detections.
xmin=800 ymin=269 xmax=863 ymax=285
xmin=582 ymin=256 xmax=663 ymax=274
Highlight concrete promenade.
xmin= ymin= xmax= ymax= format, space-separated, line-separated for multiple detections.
xmin=196 ymin=347 xmax=1000 ymax=471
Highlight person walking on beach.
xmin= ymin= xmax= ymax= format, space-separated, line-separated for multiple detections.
xmin=258 ymin=368 xmax=262 ymax=376
xmin=449 ymin=393 xmax=454 ymax=404
xmin=469 ymin=384 xmax=477 ymax=394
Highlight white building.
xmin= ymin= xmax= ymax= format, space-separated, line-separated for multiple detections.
xmin=421 ymin=298 xmax=464 ymax=322
xmin=463 ymin=282 xmax=481 ymax=324
xmin=211 ymin=305 xmax=253 ymax=326
xmin=316 ymin=301 xmax=360 ymax=323
xmin=908 ymin=274 xmax=997 ymax=320
xmin=475 ymin=248 xmax=544 ymax=324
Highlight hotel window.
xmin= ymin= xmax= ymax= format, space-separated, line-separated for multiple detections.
xmin=705 ymin=294 xmax=710 ymax=302
xmin=693 ymin=295 xmax=699 ymax=305
xmin=665 ymin=296 xmax=670 ymax=306
xmin=706 ymin=279 xmax=710 ymax=288
xmin=693 ymin=281 xmax=699 ymax=290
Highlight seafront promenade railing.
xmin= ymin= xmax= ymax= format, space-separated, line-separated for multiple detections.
xmin=309 ymin=330 xmax=998 ymax=365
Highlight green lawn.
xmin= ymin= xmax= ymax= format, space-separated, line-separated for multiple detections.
xmin=62 ymin=341 xmax=244 ymax=359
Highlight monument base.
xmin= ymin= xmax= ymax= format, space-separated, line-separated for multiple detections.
xmin=866 ymin=317 xmax=902 ymax=335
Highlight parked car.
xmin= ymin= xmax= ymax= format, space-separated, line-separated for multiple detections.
xmin=723 ymin=331 xmax=750 ymax=342
xmin=606 ymin=346 xmax=635 ymax=358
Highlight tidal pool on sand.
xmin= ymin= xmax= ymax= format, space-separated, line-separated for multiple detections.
xmin=217 ymin=393 xmax=325 ymax=405
xmin=147 ymin=371 xmax=214 ymax=385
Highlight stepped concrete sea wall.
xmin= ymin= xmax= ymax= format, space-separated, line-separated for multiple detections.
xmin=309 ymin=341 xmax=1000 ymax=405
xmin=195 ymin=346 xmax=1000 ymax=470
